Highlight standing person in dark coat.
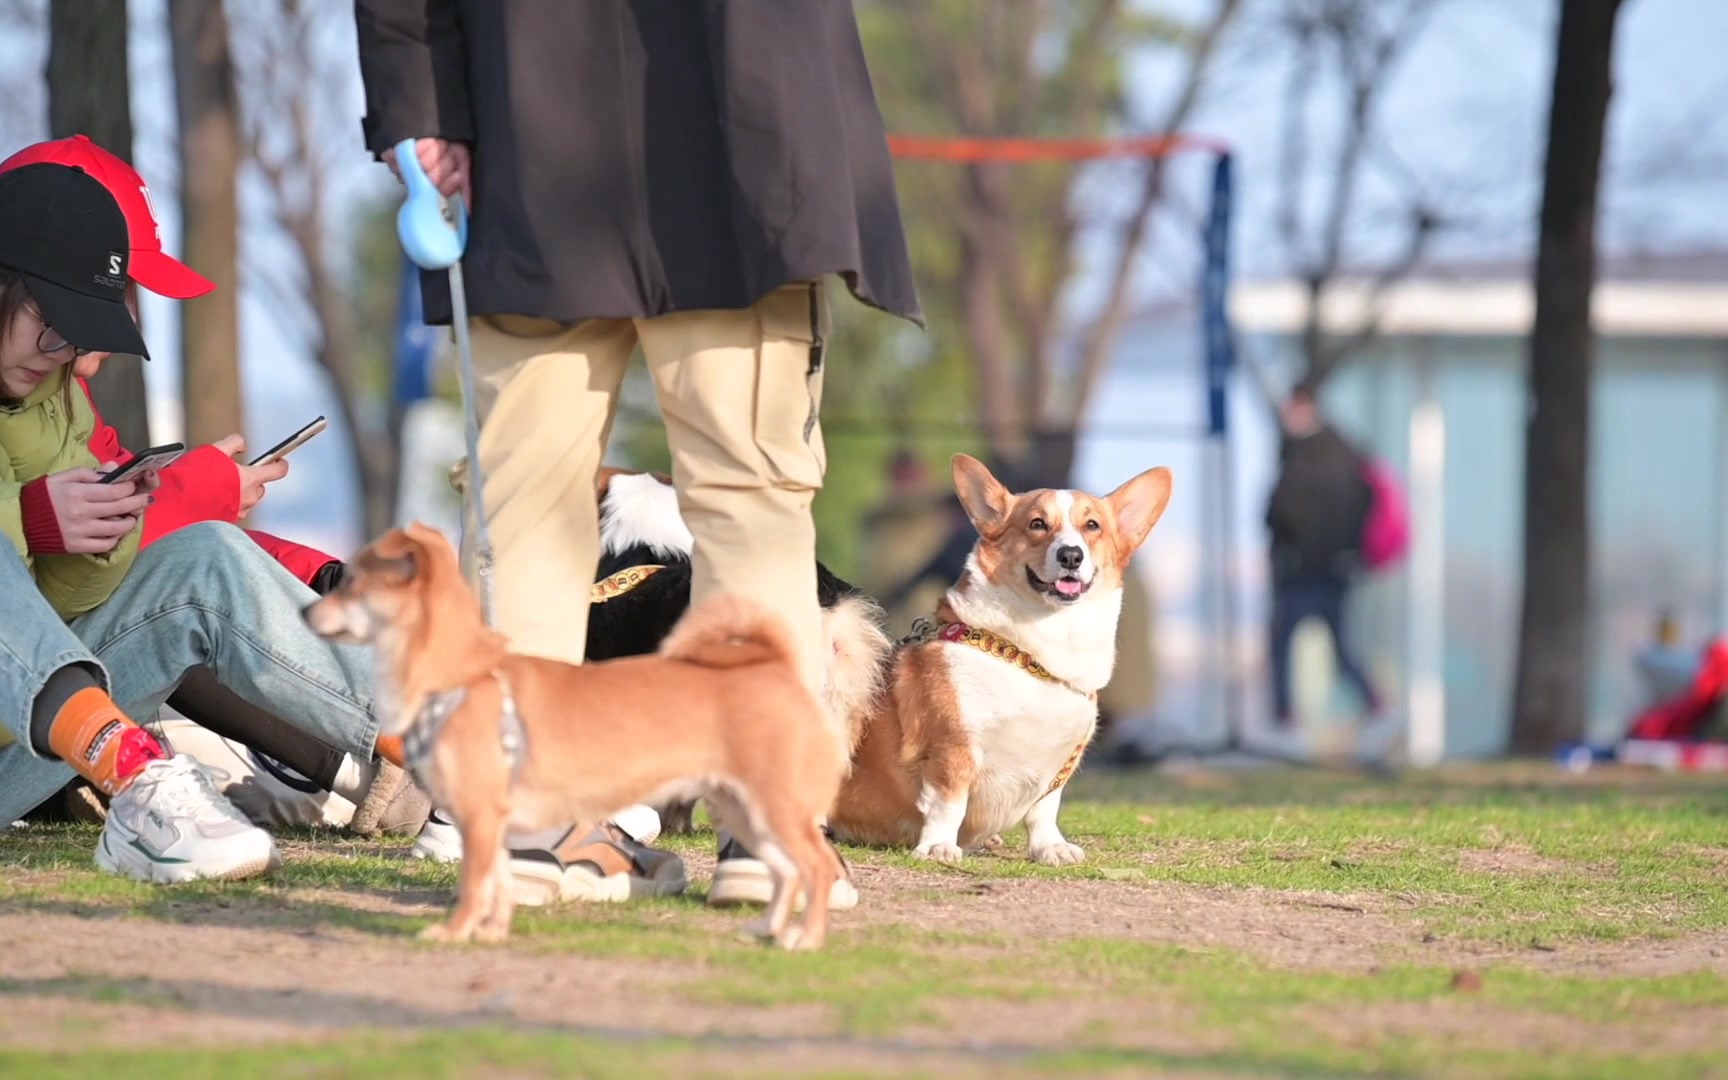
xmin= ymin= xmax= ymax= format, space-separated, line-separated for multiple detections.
xmin=354 ymin=0 xmax=922 ymax=911
xmin=1263 ymin=386 xmax=1385 ymax=742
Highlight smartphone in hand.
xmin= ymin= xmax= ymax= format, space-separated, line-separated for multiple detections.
xmin=99 ymin=443 xmax=186 ymax=485
xmin=249 ymin=416 xmax=327 ymax=467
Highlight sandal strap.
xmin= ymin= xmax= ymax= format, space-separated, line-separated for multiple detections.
xmin=562 ymin=821 xmax=673 ymax=879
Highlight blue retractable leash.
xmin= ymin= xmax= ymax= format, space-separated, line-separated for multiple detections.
xmin=393 ymin=138 xmax=495 ymax=624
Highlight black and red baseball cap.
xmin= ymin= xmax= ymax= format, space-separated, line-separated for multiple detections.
xmin=0 ymin=135 xmax=215 ymax=300
xmin=0 ymin=162 xmax=149 ymax=358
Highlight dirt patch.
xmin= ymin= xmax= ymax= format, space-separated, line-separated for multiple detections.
xmin=848 ymin=869 xmax=1410 ymax=970
xmin=1298 ymin=998 xmax=1728 ymax=1059
xmin=1456 ymin=846 xmax=1574 ymax=876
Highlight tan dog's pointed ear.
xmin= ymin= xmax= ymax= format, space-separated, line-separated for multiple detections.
xmin=952 ymin=454 xmax=1013 ymax=538
xmin=369 ymin=525 xmax=432 ymax=583
xmin=376 ymin=549 xmax=419 ymax=584
xmin=1106 ymin=466 xmax=1173 ymax=552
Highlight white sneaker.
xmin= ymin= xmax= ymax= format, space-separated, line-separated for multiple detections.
xmin=708 ymin=832 xmax=860 ymax=911
xmin=1356 ymin=711 xmax=1408 ymax=765
xmin=411 ymin=811 xmax=463 ymax=862
xmin=1239 ymin=718 xmax=1312 ymax=763
xmin=95 ymin=755 xmax=282 ymax=884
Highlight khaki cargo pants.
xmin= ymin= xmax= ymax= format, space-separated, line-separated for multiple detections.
xmin=450 ymin=281 xmax=829 ymax=692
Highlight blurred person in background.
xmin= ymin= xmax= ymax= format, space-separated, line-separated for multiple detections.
xmin=1260 ymin=384 xmax=1397 ymax=760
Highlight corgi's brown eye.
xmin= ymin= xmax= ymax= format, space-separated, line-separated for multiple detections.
xmin=1029 ymin=517 xmax=1049 ymax=532
xmin=1085 ymin=520 xmax=1101 ymax=532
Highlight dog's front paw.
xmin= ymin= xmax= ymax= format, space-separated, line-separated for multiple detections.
xmin=473 ymin=923 xmax=511 ymax=944
xmin=914 ymin=842 xmax=965 ymax=864
xmin=419 ymin=920 xmax=468 ymax=943
xmin=1031 ymin=842 xmax=1086 ymax=867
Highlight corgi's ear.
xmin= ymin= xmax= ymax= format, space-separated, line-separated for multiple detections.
xmin=952 ymin=454 xmax=1013 ymax=538
xmin=1106 ymin=466 xmax=1173 ymax=552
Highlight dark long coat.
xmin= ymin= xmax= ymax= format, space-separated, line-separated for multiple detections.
xmin=354 ymin=0 xmax=923 ymax=329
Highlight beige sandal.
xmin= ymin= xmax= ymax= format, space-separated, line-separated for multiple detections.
xmin=510 ymin=823 xmax=688 ymax=906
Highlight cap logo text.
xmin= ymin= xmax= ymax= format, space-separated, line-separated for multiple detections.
xmin=137 ymin=183 xmax=163 ymax=243
xmin=107 ymin=253 xmax=122 ymax=276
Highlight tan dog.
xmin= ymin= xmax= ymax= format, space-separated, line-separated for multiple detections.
xmin=304 ymin=523 xmax=846 ymax=950
xmin=829 ymin=455 xmax=1173 ymax=865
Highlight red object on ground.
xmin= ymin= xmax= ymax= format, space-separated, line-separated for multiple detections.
xmin=1626 ymin=638 xmax=1728 ymax=742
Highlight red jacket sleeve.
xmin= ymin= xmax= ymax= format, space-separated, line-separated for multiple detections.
xmin=246 ymin=529 xmax=341 ymax=586
xmin=81 ymin=378 xmax=132 ymax=469
xmin=78 ymin=377 xmax=243 ymax=545
xmin=138 ymin=445 xmax=243 ymax=545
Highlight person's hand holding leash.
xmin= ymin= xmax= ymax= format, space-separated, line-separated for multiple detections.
xmin=213 ymin=433 xmax=290 ymax=516
xmin=384 ymin=138 xmax=471 ymax=206
xmin=43 ymin=467 xmax=150 ymax=554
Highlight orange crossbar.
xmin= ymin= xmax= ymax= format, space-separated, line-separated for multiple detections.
xmin=886 ymin=133 xmax=1229 ymax=162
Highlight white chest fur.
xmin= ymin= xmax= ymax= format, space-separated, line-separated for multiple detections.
xmin=938 ymin=644 xmax=1099 ymax=842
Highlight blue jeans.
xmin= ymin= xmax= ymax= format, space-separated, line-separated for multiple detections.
xmin=1268 ymin=578 xmax=1380 ymax=724
xmin=0 ymin=522 xmax=378 ymax=823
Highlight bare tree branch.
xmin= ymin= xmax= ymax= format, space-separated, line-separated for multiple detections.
xmin=1065 ymin=0 xmax=1244 ymax=431
xmin=1274 ymin=0 xmax=1448 ymax=390
xmin=235 ymin=0 xmax=400 ymax=533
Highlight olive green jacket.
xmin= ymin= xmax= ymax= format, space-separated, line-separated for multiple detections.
xmin=0 ymin=368 xmax=142 ymax=620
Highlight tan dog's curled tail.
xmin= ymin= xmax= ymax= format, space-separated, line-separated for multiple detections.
xmin=659 ymin=593 xmax=803 ymax=673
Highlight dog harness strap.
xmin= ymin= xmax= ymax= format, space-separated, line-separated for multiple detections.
xmin=589 ymin=565 xmax=665 ymax=604
xmin=404 ymin=687 xmax=467 ymax=782
xmin=902 ymin=615 xmax=1087 ymax=694
xmin=1044 ymin=735 xmax=1094 ymax=798
xmin=903 ymin=615 xmax=1099 ymax=797
xmin=495 ymin=671 xmax=527 ymax=788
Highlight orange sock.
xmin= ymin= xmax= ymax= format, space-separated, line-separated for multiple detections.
xmin=375 ymin=734 xmax=406 ymax=768
xmin=45 ymin=688 xmax=167 ymax=796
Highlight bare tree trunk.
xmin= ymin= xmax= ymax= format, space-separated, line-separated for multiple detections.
xmin=1510 ymin=0 xmax=1625 ymax=754
xmin=170 ymin=0 xmax=244 ymax=449
xmin=47 ymin=0 xmax=149 ymax=448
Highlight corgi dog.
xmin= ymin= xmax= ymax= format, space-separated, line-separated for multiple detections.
xmin=827 ymin=455 xmax=1172 ymax=865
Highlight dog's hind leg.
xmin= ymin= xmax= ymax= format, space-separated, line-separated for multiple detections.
xmin=751 ymin=835 xmax=802 ymax=945
xmin=778 ymin=817 xmax=836 ymax=951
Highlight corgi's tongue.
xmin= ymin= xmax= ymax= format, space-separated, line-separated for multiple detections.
xmin=1054 ymin=577 xmax=1084 ymax=597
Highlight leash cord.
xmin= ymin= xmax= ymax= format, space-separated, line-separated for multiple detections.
xmin=445 ymin=232 xmax=497 ymax=627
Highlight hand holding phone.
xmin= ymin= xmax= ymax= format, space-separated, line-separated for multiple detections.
xmin=249 ymin=416 xmax=327 ymax=467
xmin=99 ymin=443 xmax=185 ymax=485
xmin=44 ymin=467 xmax=152 ymax=554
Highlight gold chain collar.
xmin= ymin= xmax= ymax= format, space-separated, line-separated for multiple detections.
xmin=590 ymin=565 xmax=665 ymax=604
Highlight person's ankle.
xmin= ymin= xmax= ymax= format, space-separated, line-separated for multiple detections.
xmin=45 ymin=688 xmax=166 ymax=796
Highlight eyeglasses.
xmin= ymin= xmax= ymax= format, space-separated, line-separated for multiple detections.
xmin=26 ymin=308 xmax=92 ymax=358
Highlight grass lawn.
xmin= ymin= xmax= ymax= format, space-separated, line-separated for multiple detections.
xmin=2 ymin=761 xmax=1725 ymax=1078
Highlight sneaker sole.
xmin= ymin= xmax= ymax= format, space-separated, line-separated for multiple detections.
xmin=508 ymin=858 xmax=690 ymax=907
xmin=95 ymin=831 xmax=282 ymax=885
xmin=410 ymin=840 xmax=462 ymax=863
xmin=707 ymin=857 xmax=859 ymax=911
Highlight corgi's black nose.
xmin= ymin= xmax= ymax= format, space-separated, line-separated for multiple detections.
xmin=1056 ymin=544 xmax=1084 ymax=571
